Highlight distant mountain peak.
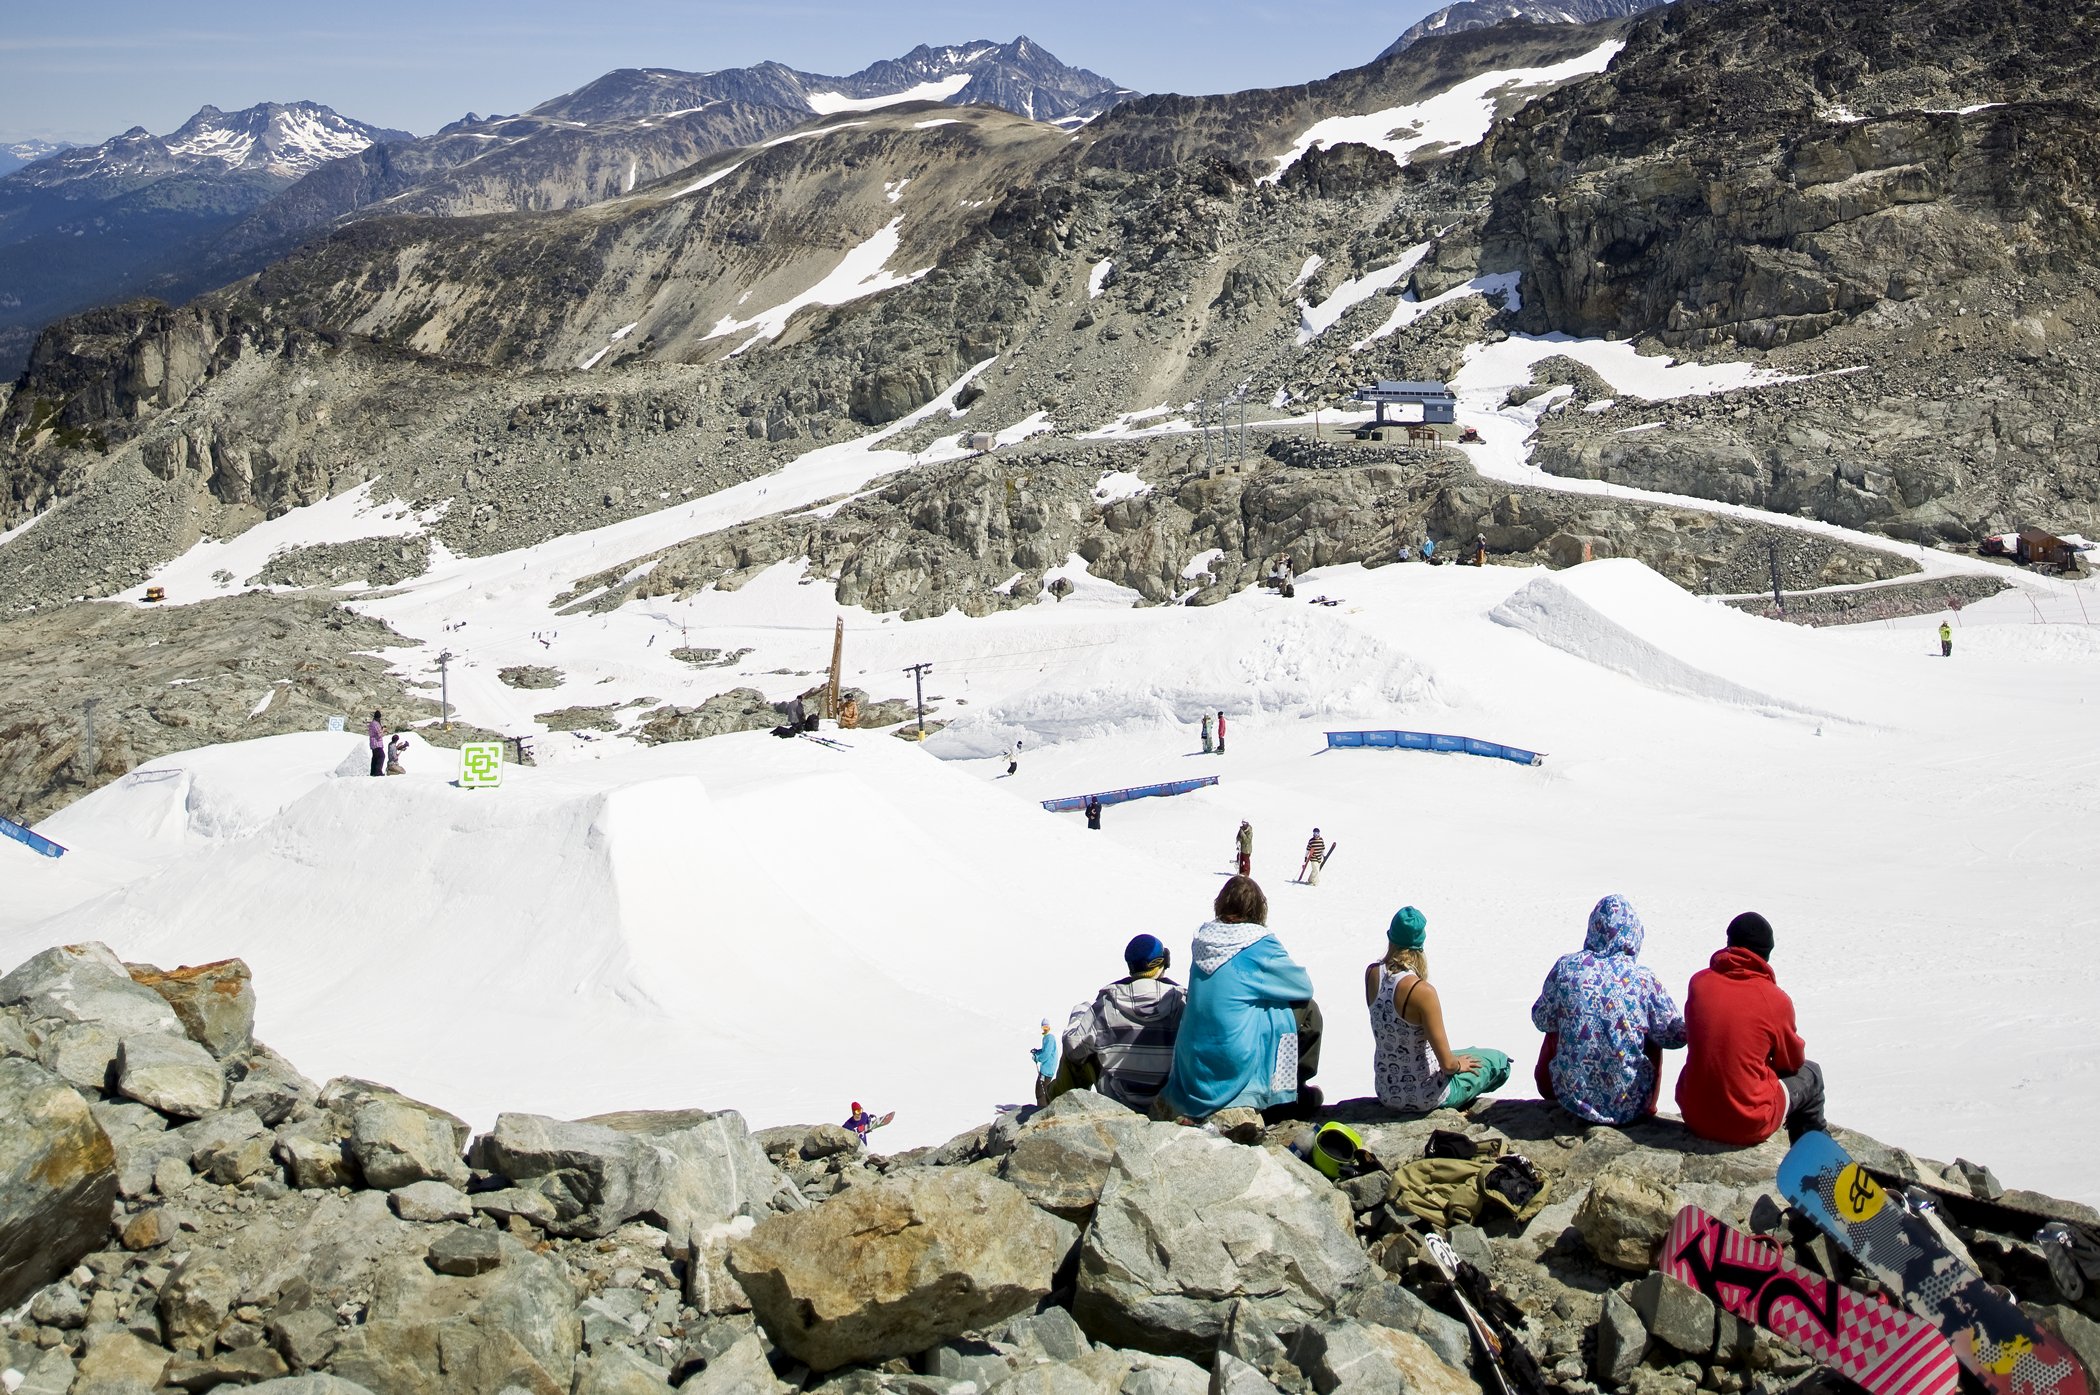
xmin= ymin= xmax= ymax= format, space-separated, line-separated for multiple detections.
xmin=5 ymin=100 xmax=411 ymax=189
xmin=1380 ymin=0 xmax=1672 ymax=57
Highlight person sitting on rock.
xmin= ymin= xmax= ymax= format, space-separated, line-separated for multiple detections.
xmin=1368 ymin=906 xmax=1510 ymax=1114
xmin=1677 ymin=912 xmax=1827 ymax=1145
xmin=1530 ymin=894 xmax=1687 ymax=1125
xmin=1059 ymin=934 xmax=1187 ymax=1111
xmin=1158 ymin=876 xmax=1323 ymax=1123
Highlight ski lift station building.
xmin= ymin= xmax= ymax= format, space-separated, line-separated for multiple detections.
xmin=1353 ymin=379 xmax=1458 ymax=426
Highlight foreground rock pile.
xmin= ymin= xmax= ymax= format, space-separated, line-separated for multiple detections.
xmin=6 ymin=942 xmax=2097 ymax=1395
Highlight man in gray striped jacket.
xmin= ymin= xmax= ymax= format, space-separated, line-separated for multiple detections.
xmin=1060 ymin=935 xmax=1186 ymax=1111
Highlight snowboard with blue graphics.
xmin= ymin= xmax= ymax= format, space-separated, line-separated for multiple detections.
xmin=1778 ymin=1131 xmax=2089 ymax=1395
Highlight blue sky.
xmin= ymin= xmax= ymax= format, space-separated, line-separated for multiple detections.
xmin=0 ymin=0 xmax=1442 ymax=145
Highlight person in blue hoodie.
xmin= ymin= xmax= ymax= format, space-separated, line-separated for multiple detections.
xmin=1530 ymin=894 xmax=1687 ymax=1125
xmin=1030 ymin=1017 xmax=1060 ymax=1106
xmin=1157 ymin=876 xmax=1323 ymax=1122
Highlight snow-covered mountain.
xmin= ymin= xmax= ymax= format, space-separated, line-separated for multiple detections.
xmin=5 ymin=102 xmax=410 ymax=191
xmin=1380 ymin=0 xmax=1671 ymax=55
xmin=0 ymin=140 xmax=74 ymax=178
xmin=528 ymin=36 xmax=1132 ymax=128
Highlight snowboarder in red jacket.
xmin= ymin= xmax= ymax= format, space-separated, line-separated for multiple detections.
xmin=1676 ymin=912 xmax=1826 ymax=1145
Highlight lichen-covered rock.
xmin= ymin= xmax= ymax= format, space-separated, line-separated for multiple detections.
xmin=1074 ymin=1127 xmax=1372 ymax=1358
xmin=0 ymin=942 xmax=183 ymax=1036
xmin=0 ymin=1056 xmax=118 ymax=1310
xmin=728 ymin=1168 xmax=1077 ymax=1370
xmin=127 ymin=957 xmax=257 ymax=1058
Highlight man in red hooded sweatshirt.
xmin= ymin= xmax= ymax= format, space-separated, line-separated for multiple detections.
xmin=1677 ymin=912 xmax=1826 ymax=1145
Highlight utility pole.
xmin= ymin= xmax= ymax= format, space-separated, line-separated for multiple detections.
xmin=826 ymin=618 xmax=845 ymax=721
xmin=903 ymin=662 xmax=933 ymax=736
xmin=80 ymin=698 xmax=100 ymax=787
xmin=437 ymin=650 xmax=454 ymax=729
xmin=1767 ymin=543 xmax=1784 ymax=617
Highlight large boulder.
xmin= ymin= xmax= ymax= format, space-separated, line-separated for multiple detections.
xmin=1074 ymin=1128 xmax=1373 ymax=1358
xmin=117 ymin=1031 xmax=228 ymax=1118
xmin=727 ymin=1168 xmax=1077 ymax=1371
xmin=0 ymin=943 xmax=183 ymax=1037
xmin=997 ymin=1091 xmax=1158 ymax=1219
xmin=1292 ymin=1320 xmax=1480 ymax=1395
xmin=348 ymin=1093 xmax=470 ymax=1189
xmin=1575 ymin=1166 xmax=1680 ymax=1271
xmin=0 ymin=1058 xmax=119 ymax=1309
xmin=326 ymin=1234 xmax=580 ymax=1395
xmin=127 ymin=958 xmax=257 ymax=1058
xmin=471 ymin=1108 xmax=791 ymax=1241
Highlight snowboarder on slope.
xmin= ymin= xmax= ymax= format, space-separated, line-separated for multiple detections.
xmin=1030 ymin=1018 xmax=1060 ymax=1106
xmin=1005 ymin=740 xmax=1022 ymax=777
xmin=1299 ymin=828 xmax=1328 ymax=885
xmin=1216 ymin=711 xmax=1227 ymax=754
xmin=844 ymin=1102 xmax=887 ymax=1145
xmin=1235 ymin=820 xmax=1253 ymax=877
xmin=1085 ymin=797 xmax=1103 ymax=830
xmin=1201 ymin=714 xmax=1213 ymax=754
xmin=367 ymin=710 xmax=386 ymax=778
xmin=1940 ymin=621 xmax=1953 ymax=658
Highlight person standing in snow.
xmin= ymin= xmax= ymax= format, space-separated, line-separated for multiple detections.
xmin=1005 ymin=741 xmax=1022 ymax=777
xmin=1235 ymin=821 xmax=1253 ymax=877
xmin=1085 ymin=797 xmax=1103 ymax=830
xmin=1299 ymin=828 xmax=1327 ymax=885
xmin=1030 ymin=1017 xmax=1060 ymax=1106
xmin=1058 ymin=934 xmax=1187 ymax=1111
xmin=1940 ymin=621 xmax=1953 ymax=657
xmin=1677 ymin=912 xmax=1827 ymax=1145
xmin=1367 ymin=906 xmax=1510 ymax=1114
xmin=367 ymin=710 xmax=386 ymax=778
xmin=1202 ymin=714 xmax=1214 ymax=754
xmin=1530 ymin=895 xmax=1686 ymax=1125
xmin=1158 ymin=876 xmax=1323 ymax=1123
xmin=1473 ymin=534 xmax=1488 ymax=567
xmin=1216 ymin=711 xmax=1227 ymax=754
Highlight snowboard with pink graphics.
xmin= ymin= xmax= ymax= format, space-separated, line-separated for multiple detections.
xmin=1663 ymin=1206 xmax=1960 ymax=1395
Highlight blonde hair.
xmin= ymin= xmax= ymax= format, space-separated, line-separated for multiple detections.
xmin=1382 ymin=946 xmax=1430 ymax=981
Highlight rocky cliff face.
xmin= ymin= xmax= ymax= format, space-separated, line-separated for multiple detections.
xmin=1381 ymin=0 xmax=1670 ymax=56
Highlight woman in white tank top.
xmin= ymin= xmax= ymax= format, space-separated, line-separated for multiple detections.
xmin=1365 ymin=905 xmax=1510 ymax=1113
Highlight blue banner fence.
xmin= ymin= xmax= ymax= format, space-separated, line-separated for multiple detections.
xmin=1324 ymin=730 xmax=1544 ymax=767
xmin=0 ymin=813 xmax=67 ymax=858
xmin=1042 ymin=775 xmax=1219 ymax=813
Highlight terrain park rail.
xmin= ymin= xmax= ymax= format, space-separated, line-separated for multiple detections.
xmin=1325 ymin=730 xmax=1544 ymax=767
xmin=1041 ymin=775 xmax=1219 ymax=813
xmin=0 ymin=813 xmax=66 ymax=858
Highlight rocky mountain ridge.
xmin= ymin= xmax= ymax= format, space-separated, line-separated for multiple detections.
xmin=1381 ymin=0 xmax=1671 ymax=56
xmin=4 ymin=940 xmax=2098 ymax=1395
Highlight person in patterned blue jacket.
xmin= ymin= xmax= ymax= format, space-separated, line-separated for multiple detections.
xmin=1530 ymin=894 xmax=1687 ymax=1125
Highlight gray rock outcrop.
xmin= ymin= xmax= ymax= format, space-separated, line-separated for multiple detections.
xmin=0 ymin=1057 xmax=119 ymax=1309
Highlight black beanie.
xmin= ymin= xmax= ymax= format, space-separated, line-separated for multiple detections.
xmin=1726 ymin=912 xmax=1775 ymax=960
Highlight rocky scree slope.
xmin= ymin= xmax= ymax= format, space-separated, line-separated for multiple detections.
xmin=1472 ymin=0 xmax=2100 ymax=543
xmin=6 ymin=939 xmax=2099 ymax=1395
xmin=0 ymin=20 xmax=1637 ymax=611
xmin=1382 ymin=0 xmax=1672 ymax=57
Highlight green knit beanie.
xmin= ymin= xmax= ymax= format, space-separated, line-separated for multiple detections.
xmin=1388 ymin=906 xmax=1427 ymax=949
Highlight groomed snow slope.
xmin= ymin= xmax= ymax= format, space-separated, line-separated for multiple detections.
xmin=10 ymin=560 xmax=2099 ymax=1203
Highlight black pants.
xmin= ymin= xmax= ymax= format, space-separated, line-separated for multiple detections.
xmin=370 ymin=747 xmax=385 ymax=777
xmin=1942 ymin=639 xmax=1952 ymax=657
xmin=1781 ymin=1059 xmax=1827 ymax=1140
xmin=1294 ymin=999 xmax=1324 ymax=1085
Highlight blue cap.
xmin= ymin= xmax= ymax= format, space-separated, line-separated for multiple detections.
xmin=1124 ymin=934 xmax=1168 ymax=973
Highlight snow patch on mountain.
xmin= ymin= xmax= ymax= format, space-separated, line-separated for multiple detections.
xmin=704 ymin=217 xmax=933 ymax=355
xmin=806 ymin=73 xmax=974 ymax=114
xmin=1266 ymin=40 xmax=1624 ymax=182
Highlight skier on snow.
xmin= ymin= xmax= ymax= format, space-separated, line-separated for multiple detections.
xmin=1299 ymin=828 xmax=1327 ymax=885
